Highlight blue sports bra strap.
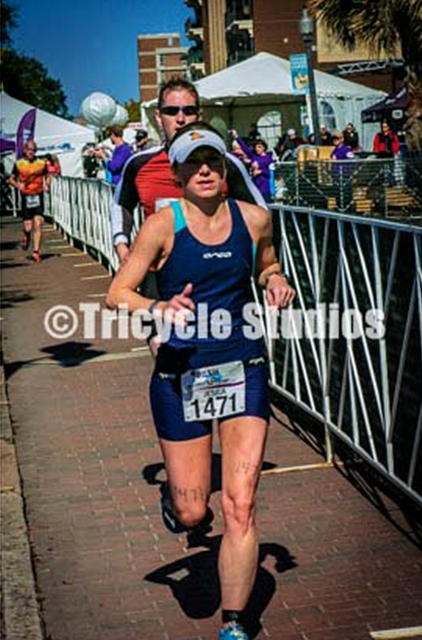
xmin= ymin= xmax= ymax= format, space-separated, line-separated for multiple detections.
xmin=171 ymin=200 xmax=187 ymax=234
xmin=227 ymin=198 xmax=257 ymax=275
xmin=227 ymin=197 xmax=242 ymax=223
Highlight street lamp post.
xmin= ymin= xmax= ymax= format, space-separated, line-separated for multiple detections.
xmin=300 ymin=8 xmax=321 ymax=145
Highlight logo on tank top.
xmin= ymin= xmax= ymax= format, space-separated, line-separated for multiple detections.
xmin=202 ymin=251 xmax=232 ymax=259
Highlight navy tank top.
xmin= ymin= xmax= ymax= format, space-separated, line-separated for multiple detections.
xmin=156 ymin=198 xmax=265 ymax=370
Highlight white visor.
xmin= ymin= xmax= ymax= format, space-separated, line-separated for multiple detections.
xmin=169 ymin=129 xmax=226 ymax=165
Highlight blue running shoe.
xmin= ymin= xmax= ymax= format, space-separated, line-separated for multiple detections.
xmin=160 ymin=482 xmax=214 ymax=535
xmin=218 ymin=622 xmax=249 ymax=639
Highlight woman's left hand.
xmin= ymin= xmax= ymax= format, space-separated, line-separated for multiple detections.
xmin=266 ymin=274 xmax=295 ymax=308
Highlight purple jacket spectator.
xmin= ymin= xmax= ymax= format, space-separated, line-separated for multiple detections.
xmin=331 ymin=143 xmax=354 ymax=161
xmin=107 ymin=142 xmax=132 ymax=186
xmin=330 ymin=131 xmax=355 ymax=183
xmin=235 ymin=135 xmax=273 ymax=201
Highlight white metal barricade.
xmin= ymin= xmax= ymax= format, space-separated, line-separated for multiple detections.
xmin=269 ymin=204 xmax=422 ymax=506
xmin=47 ymin=178 xmax=422 ymax=506
xmin=50 ymin=177 xmax=141 ymax=273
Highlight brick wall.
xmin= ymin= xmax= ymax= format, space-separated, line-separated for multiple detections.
xmin=251 ymin=0 xmax=395 ymax=93
xmin=138 ymin=34 xmax=187 ymax=102
xmin=253 ymin=0 xmax=303 ymax=59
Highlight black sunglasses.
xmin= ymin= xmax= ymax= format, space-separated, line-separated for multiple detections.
xmin=160 ymin=105 xmax=199 ymax=117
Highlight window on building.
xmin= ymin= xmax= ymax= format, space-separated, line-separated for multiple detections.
xmin=243 ymin=0 xmax=251 ymax=17
xmin=257 ymin=111 xmax=282 ymax=150
xmin=319 ymin=101 xmax=337 ymax=132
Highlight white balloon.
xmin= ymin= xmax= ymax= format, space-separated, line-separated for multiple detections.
xmin=109 ymin=105 xmax=129 ymax=126
xmin=81 ymin=92 xmax=117 ymax=127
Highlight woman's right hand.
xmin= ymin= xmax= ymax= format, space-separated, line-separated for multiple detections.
xmin=160 ymin=283 xmax=195 ymax=326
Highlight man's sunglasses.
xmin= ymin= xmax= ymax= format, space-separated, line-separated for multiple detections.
xmin=160 ymin=105 xmax=199 ymax=117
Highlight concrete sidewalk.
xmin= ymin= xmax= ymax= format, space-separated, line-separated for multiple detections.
xmin=1 ymin=215 xmax=421 ymax=640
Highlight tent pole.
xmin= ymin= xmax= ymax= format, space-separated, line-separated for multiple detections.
xmin=228 ymin=99 xmax=234 ymax=129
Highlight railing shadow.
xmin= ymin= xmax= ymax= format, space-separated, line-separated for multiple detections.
xmin=270 ymin=394 xmax=422 ymax=549
xmin=334 ymin=442 xmax=422 ymax=550
xmin=0 ymin=289 xmax=34 ymax=309
xmin=270 ymin=392 xmax=327 ymax=458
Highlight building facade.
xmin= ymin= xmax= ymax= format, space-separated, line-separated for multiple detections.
xmin=184 ymin=0 xmax=206 ymax=80
xmin=225 ymin=0 xmax=254 ymax=66
xmin=138 ymin=34 xmax=188 ymax=103
xmin=183 ymin=0 xmax=400 ymax=94
xmin=184 ymin=0 xmax=228 ymax=78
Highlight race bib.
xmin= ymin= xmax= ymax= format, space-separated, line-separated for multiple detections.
xmin=181 ymin=360 xmax=245 ymax=422
xmin=26 ymin=194 xmax=41 ymax=208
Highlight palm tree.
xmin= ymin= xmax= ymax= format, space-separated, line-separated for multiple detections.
xmin=309 ymin=0 xmax=422 ymax=150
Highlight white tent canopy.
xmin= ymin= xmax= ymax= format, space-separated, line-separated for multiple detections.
xmin=0 ymin=92 xmax=95 ymax=177
xmin=195 ymin=52 xmax=384 ymax=102
xmin=142 ymin=52 xmax=385 ymax=150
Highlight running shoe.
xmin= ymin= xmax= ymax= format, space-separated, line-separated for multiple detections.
xmin=22 ymin=235 xmax=30 ymax=251
xmin=32 ymin=250 xmax=42 ymax=263
xmin=160 ymin=482 xmax=214 ymax=535
xmin=218 ymin=622 xmax=249 ymax=639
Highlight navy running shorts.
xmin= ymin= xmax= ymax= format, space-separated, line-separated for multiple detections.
xmin=149 ymin=359 xmax=270 ymax=442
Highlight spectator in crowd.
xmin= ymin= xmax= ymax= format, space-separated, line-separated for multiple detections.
xmin=112 ymin=77 xmax=266 ymax=266
xmin=106 ymin=121 xmax=295 ymax=640
xmin=95 ymin=124 xmax=132 ymax=187
xmin=8 ymin=140 xmax=50 ymax=262
xmin=319 ymin=125 xmax=333 ymax=146
xmin=246 ymin=122 xmax=261 ymax=145
xmin=343 ymin=123 xmax=360 ymax=152
xmin=275 ymin=128 xmax=305 ymax=161
xmin=0 ymin=160 xmax=12 ymax=212
xmin=372 ymin=120 xmax=400 ymax=157
xmin=330 ymin=130 xmax=355 ymax=162
xmin=330 ymin=129 xmax=355 ymax=211
xmin=82 ymin=144 xmax=101 ymax=178
xmin=45 ymin=154 xmax=61 ymax=176
xmin=230 ymin=140 xmax=252 ymax=169
xmin=134 ymin=129 xmax=150 ymax=153
xmin=230 ymin=130 xmax=274 ymax=202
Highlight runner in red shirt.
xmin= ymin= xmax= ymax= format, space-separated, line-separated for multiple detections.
xmin=112 ymin=78 xmax=267 ymax=265
xmin=9 ymin=141 xmax=50 ymax=262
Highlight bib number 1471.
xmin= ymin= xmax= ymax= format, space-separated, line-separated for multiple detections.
xmin=181 ymin=361 xmax=246 ymax=423
xmin=190 ymin=393 xmax=239 ymax=420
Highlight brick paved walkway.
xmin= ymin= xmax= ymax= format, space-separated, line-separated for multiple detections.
xmin=1 ymin=215 xmax=421 ymax=640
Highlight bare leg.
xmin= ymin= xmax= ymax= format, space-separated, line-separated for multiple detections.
xmin=218 ymin=416 xmax=268 ymax=610
xmin=23 ymin=219 xmax=32 ymax=242
xmin=159 ymin=433 xmax=212 ymax=528
xmin=32 ymin=215 xmax=44 ymax=253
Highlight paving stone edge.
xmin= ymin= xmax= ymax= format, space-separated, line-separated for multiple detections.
xmin=0 ymin=336 xmax=44 ymax=640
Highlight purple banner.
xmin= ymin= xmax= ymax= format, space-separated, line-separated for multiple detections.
xmin=0 ymin=138 xmax=15 ymax=154
xmin=16 ymin=109 xmax=37 ymax=158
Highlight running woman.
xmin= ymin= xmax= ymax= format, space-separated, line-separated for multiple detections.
xmin=106 ymin=123 xmax=295 ymax=640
